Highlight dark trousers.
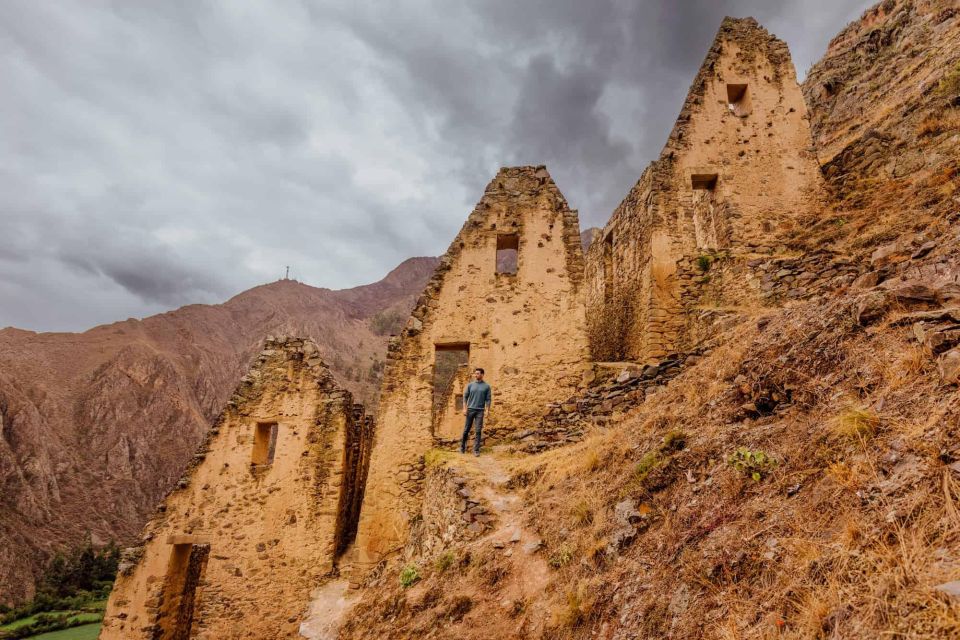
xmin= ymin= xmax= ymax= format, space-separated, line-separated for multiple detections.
xmin=460 ymin=408 xmax=485 ymax=453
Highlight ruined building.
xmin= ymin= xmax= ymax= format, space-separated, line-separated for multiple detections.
xmin=353 ymin=166 xmax=590 ymax=566
xmin=98 ymin=16 xmax=839 ymax=636
xmin=99 ymin=338 xmax=373 ymax=640
xmin=584 ymin=17 xmax=825 ymax=361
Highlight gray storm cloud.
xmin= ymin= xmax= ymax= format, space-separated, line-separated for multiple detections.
xmin=0 ymin=0 xmax=872 ymax=331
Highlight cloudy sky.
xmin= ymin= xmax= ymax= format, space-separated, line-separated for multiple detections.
xmin=0 ymin=0 xmax=872 ymax=332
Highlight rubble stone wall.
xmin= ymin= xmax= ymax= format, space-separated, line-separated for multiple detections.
xmin=585 ymin=18 xmax=825 ymax=361
xmin=354 ymin=166 xmax=590 ymax=567
xmin=99 ymin=338 xmax=373 ymax=640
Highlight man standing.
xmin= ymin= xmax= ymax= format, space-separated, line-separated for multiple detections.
xmin=460 ymin=368 xmax=492 ymax=456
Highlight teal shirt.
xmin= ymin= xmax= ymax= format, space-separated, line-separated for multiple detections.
xmin=463 ymin=381 xmax=492 ymax=410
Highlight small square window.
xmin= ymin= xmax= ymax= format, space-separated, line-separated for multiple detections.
xmin=691 ymin=173 xmax=718 ymax=190
xmin=726 ymin=83 xmax=751 ymax=117
xmin=251 ymin=422 xmax=278 ymax=465
xmin=496 ymin=233 xmax=519 ymax=275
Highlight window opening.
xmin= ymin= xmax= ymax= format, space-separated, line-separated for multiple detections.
xmin=251 ymin=422 xmax=279 ymax=465
xmin=495 ymin=233 xmax=519 ymax=275
xmin=726 ymin=83 xmax=751 ymax=117
xmin=691 ymin=173 xmax=718 ymax=191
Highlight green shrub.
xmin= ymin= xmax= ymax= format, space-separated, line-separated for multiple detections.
xmin=399 ymin=565 xmax=420 ymax=588
xmin=695 ymin=254 xmax=713 ymax=272
xmin=727 ymin=448 xmax=777 ymax=481
xmin=660 ymin=430 xmax=687 ymax=453
xmin=434 ymin=552 xmax=455 ymax=573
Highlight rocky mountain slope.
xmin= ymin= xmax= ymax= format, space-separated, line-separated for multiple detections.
xmin=0 ymin=256 xmax=437 ymax=604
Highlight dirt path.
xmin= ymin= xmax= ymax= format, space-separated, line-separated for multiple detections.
xmin=459 ymin=449 xmax=552 ymax=622
xmin=299 ymin=449 xmax=548 ymax=638
xmin=298 ymin=578 xmax=354 ymax=640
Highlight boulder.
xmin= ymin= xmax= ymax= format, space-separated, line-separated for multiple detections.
xmin=870 ymin=240 xmax=912 ymax=268
xmin=935 ymin=581 xmax=960 ymax=598
xmin=855 ymin=291 xmax=889 ymax=325
xmin=850 ymin=270 xmax=882 ymax=291
xmin=939 ymin=348 xmax=960 ymax=385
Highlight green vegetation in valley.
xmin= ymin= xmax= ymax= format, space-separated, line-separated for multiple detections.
xmin=20 ymin=623 xmax=102 ymax=640
xmin=0 ymin=539 xmax=117 ymax=640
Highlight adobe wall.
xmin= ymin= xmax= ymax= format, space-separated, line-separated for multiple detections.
xmin=353 ymin=166 xmax=589 ymax=566
xmin=585 ymin=17 xmax=826 ymax=361
xmin=99 ymin=337 xmax=373 ymax=640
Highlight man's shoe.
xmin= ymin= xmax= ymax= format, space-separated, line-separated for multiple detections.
xmin=473 ymin=451 xmax=480 ymax=457
xmin=459 ymin=449 xmax=465 ymax=454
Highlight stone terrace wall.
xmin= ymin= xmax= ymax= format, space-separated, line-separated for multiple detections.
xmin=585 ymin=17 xmax=825 ymax=362
xmin=353 ymin=165 xmax=590 ymax=568
xmin=99 ymin=337 xmax=373 ymax=640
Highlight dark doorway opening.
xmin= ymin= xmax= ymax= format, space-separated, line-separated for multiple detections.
xmin=157 ymin=541 xmax=209 ymax=640
xmin=432 ymin=343 xmax=470 ymax=432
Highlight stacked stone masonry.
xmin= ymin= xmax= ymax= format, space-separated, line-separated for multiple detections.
xmin=521 ymin=354 xmax=696 ymax=452
xmin=99 ymin=337 xmax=374 ymax=640
xmin=584 ymin=17 xmax=826 ymax=363
xmin=353 ymin=165 xmax=590 ymax=569
xmin=404 ymin=466 xmax=495 ymax=564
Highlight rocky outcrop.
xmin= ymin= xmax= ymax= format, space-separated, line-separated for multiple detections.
xmin=802 ymin=0 xmax=960 ymax=251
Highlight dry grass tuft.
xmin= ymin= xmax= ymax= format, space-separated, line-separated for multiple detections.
xmin=570 ymin=499 xmax=594 ymax=527
xmin=554 ymin=582 xmax=595 ymax=629
xmin=833 ymin=406 xmax=880 ymax=441
xmin=916 ymin=114 xmax=945 ymax=137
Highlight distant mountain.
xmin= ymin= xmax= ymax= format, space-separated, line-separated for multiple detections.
xmin=0 ymin=257 xmax=438 ymax=604
xmin=581 ymin=227 xmax=600 ymax=252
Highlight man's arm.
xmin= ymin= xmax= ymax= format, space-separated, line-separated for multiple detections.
xmin=463 ymin=383 xmax=469 ymax=415
xmin=485 ymin=385 xmax=492 ymax=412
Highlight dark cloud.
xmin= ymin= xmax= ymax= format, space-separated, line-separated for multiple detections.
xmin=0 ymin=0 xmax=873 ymax=331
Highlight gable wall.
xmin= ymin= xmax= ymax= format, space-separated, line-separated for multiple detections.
xmin=100 ymin=339 xmax=371 ymax=640
xmin=585 ymin=18 xmax=825 ymax=362
xmin=353 ymin=166 xmax=589 ymax=566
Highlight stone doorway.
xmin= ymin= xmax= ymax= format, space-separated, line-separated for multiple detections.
xmin=155 ymin=540 xmax=209 ymax=640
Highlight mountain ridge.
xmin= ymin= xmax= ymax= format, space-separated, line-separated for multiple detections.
xmin=0 ymin=255 xmax=438 ymax=604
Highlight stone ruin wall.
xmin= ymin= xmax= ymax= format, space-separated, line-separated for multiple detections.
xmin=353 ymin=166 xmax=590 ymax=567
xmin=585 ymin=17 xmax=826 ymax=362
xmin=100 ymin=337 xmax=373 ymax=640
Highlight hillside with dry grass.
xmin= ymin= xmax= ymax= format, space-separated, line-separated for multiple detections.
xmin=331 ymin=2 xmax=960 ymax=638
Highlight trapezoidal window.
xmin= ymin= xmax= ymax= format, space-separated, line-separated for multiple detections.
xmin=157 ymin=541 xmax=209 ymax=640
xmin=495 ymin=233 xmax=519 ymax=275
xmin=726 ymin=83 xmax=751 ymax=117
xmin=432 ymin=343 xmax=470 ymax=431
xmin=603 ymin=232 xmax=614 ymax=302
xmin=691 ymin=173 xmax=718 ymax=191
xmin=251 ymin=422 xmax=278 ymax=465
